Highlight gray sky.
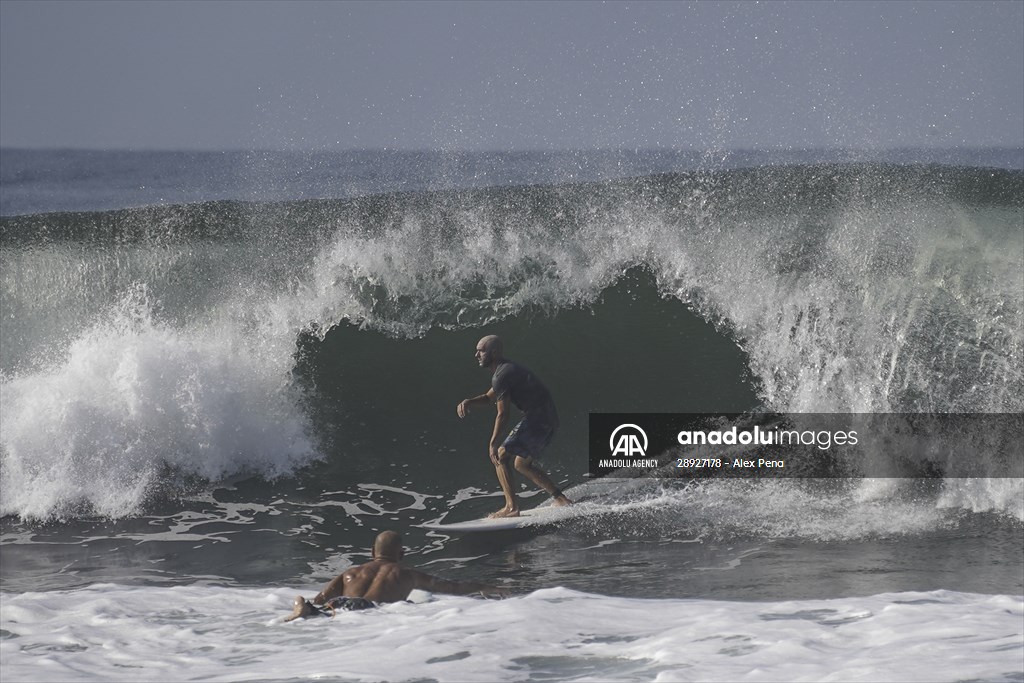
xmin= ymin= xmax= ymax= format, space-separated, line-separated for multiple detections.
xmin=1 ymin=0 xmax=1021 ymax=151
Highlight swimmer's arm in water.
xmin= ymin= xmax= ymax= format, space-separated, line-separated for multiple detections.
xmin=410 ymin=569 xmax=509 ymax=599
xmin=457 ymin=388 xmax=496 ymax=418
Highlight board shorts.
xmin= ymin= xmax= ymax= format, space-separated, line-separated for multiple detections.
xmin=322 ymin=596 xmax=377 ymax=612
xmin=502 ymin=406 xmax=558 ymax=459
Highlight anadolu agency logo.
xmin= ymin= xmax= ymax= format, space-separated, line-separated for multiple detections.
xmin=600 ymin=424 xmax=659 ymax=468
xmin=610 ymin=423 xmax=648 ymax=457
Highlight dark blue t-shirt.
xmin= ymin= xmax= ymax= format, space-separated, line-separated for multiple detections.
xmin=491 ymin=360 xmax=555 ymax=418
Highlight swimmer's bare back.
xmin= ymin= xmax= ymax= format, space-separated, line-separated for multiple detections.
xmin=314 ymin=559 xmax=507 ymax=606
xmin=344 ymin=560 xmax=418 ymax=603
xmin=312 ymin=560 xmax=417 ymax=604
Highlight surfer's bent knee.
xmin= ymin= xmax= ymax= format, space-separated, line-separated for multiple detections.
xmin=513 ymin=455 xmax=534 ymax=473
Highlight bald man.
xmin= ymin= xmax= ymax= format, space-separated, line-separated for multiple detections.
xmin=285 ymin=531 xmax=506 ymax=620
xmin=457 ymin=335 xmax=571 ymax=518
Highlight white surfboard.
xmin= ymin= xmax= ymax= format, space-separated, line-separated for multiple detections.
xmin=421 ymin=504 xmax=580 ymax=532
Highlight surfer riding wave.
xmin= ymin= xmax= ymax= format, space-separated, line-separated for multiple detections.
xmin=457 ymin=335 xmax=572 ymax=518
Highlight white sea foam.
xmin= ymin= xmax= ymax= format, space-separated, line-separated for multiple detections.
xmin=1 ymin=584 xmax=1020 ymax=682
xmin=0 ymin=287 xmax=316 ymax=520
xmin=564 ymin=478 xmax=1020 ymax=541
xmin=936 ymin=477 xmax=1024 ymax=522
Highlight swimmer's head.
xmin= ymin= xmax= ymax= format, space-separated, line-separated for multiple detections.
xmin=373 ymin=530 xmax=403 ymax=562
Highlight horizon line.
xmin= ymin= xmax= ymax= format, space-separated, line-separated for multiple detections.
xmin=3 ymin=144 xmax=1022 ymax=155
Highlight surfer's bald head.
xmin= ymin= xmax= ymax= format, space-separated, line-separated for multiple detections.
xmin=478 ymin=335 xmax=503 ymax=355
xmin=475 ymin=335 xmax=505 ymax=369
xmin=373 ymin=531 xmax=403 ymax=562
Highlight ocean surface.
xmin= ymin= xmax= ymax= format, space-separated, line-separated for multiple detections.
xmin=1 ymin=148 xmax=1022 ymax=682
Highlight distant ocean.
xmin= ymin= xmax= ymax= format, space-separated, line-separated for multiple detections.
xmin=1 ymin=148 xmax=1022 ymax=682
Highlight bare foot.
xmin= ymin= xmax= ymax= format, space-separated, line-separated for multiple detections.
xmin=487 ymin=507 xmax=521 ymax=519
xmin=284 ymin=595 xmax=320 ymax=622
xmin=552 ymin=495 xmax=572 ymax=507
